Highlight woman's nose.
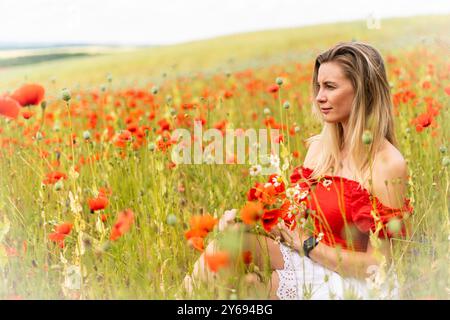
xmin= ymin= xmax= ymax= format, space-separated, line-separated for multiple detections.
xmin=316 ymin=90 xmax=327 ymax=103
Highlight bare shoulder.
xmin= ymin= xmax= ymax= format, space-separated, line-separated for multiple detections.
xmin=303 ymin=135 xmax=322 ymax=168
xmin=371 ymin=139 xmax=409 ymax=207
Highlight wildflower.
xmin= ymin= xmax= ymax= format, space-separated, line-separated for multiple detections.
xmin=204 ymin=251 xmax=230 ymax=273
xmin=88 ymin=195 xmax=109 ymax=213
xmin=0 ymin=96 xmax=20 ymax=119
xmin=285 ymin=187 xmax=299 ymax=200
xmin=249 ymin=164 xmax=262 ymax=176
xmin=240 ymin=201 xmax=264 ymax=226
xmin=322 ymin=179 xmax=332 ymax=188
xmin=269 ymin=154 xmax=280 ymax=168
xmin=42 ymin=171 xmax=67 ymax=185
xmin=266 ymin=84 xmax=279 ymax=93
xmin=317 ymin=232 xmax=324 ymax=242
xmin=242 ymin=251 xmax=252 ymax=265
xmin=188 ymin=214 xmax=217 ymax=234
xmin=48 ymin=222 xmax=73 ymax=248
xmin=110 ymin=209 xmax=135 ymax=241
xmin=11 ymin=84 xmax=45 ymax=106
xmin=261 ymin=208 xmax=284 ymax=232
xmin=187 ymin=236 xmax=204 ymax=252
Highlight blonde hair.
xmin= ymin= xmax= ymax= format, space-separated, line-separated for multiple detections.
xmin=308 ymin=41 xmax=397 ymax=187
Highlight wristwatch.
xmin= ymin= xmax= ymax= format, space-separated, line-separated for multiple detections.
xmin=303 ymin=236 xmax=319 ymax=258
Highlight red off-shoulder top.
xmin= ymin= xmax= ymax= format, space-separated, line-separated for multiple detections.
xmin=290 ymin=166 xmax=414 ymax=252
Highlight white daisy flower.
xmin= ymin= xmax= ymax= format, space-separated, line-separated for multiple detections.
xmin=286 ymin=187 xmax=299 ymax=200
xmin=299 ymin=190 xmax=309 ymax=200
xmin=322 ymin=179 xmax=332 ymax=188
xmin=299 ymin=217 xmax=307 ymax=228
xmin=317 ymin=232 xmax=324 ymax=242
xmin=271 ymin=175 xmax=282 ymax=187
xmin=269 ymin=154 xmax=280 ymax=168
xmin=249 ymin=164 xmax=262 ymax=176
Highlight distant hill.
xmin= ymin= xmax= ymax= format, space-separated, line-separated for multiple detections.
xmin=1 ymin=14 xmax=449 ymax=88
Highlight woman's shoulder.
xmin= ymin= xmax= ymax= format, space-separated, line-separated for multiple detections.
xmin=371 ymin=139 xmax=409 ymax=208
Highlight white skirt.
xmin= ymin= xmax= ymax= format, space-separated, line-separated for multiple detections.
xmin=276 ymin=243 xmax=400 ymax=300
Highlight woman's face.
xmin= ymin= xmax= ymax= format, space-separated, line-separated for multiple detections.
xmin=315 ymin=62 xmax=355 ymax=124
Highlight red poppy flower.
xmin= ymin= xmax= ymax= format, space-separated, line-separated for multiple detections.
xmin=240 ymin=201 xmax=264 ymax=225
xmin=0 ymin=96 xmax=20 ymax=119
xmin=22 ymin=110 xmax=33 ymax=119
xmin=242 ymin=250 xmax=252 ymax=265
xmin=188 ymin=214 xmax=217 ymax=233
xmin=110 ymin=209 xmax=135 ymax=241
xmin=55 ymin=222 xmax=73 ymax=235
xmin=48 ymin=222 xmax=73 ymax=248
xmin=88 ymin=195 xmax=109 ymax=212
xmin=42 ymin=171 xmax=67 ymax=185
xmin=261 ymin=208 xmax=283 ymax=232
xmin=11 ymin=84 xmax=45 ymax=107
xmin=266 ymin=84 xmax=279 ymax=93
xmin=204 ymin=251 xmax=230 ymax=273
xmin=188 ymin=236 xmax=204 ymax=252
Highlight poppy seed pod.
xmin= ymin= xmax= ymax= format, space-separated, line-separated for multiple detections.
xmin=362 ymin=130 xmax=373 ymax=145
xmin=61 ymin=88 xmax=71 ymax=102
xmin=442 ymin=156 xmax=450 ymax=167
xmin=83 ymin=131 xmax=91 ymax=140
xmin=166 ymin=214 xmax=178 ymax=226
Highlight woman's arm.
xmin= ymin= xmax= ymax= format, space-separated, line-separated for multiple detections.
xmin=273 ymin=224 xmax=390 ymax=280
xmin=297 ymin=232 xmax=390 ymax=280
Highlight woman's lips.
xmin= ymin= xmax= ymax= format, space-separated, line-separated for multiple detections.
xmin=320 ymin=107 xmax=332 ymax=114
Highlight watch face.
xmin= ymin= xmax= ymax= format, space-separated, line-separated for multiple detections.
xmin=306 ymin=236 xmax=316 ymax=248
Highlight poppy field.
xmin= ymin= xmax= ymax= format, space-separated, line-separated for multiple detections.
xmin=0 ymin=15 xmax=449 ymax=299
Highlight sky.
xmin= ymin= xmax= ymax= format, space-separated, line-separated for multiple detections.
xmin=0 ymin=0 xmax=449 ymax=46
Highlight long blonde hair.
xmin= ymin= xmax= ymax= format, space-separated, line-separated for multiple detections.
xmin=308 ymin=41 xmax=397 ymax=187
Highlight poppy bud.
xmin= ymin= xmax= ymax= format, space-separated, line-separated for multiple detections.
xmin=61 ymin=88 xmax=71 ymax=102
xmin=151 ymin=86 xmax=159 ymax=95
xmin=283 ymin=101 xmax=290 ymax=109
xmin=83 ymin=130 xmax=91 ymax=140
xmin=148 ymin=142 xmax=155 ymax=151
xmin=276 ymin=77 xmax=283 ymax=86
xmin=362 ymin=130 xmax=373 ymax=145
xmin=107 ymin=73 xmax=113 ymax=82
xmin=35 ymin=131 xmax=43 ymax=141
xmin=54 ymin=180 xmax=64 ymax=191
xmin=166 ymin=214 xmax=178 ymax=226
xmin=439 ymin=145 xmax=447 ymax=154
xmin=442 ymin=156 xmax=450 ymax=167
xmin=40 ymin=100 xmax=47 ymax=111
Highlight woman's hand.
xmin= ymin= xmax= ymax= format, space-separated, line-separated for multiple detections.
xmin=269 ymin=222 xmax=308 ymax=254
xmin=218 ymin=209 xmax=238 ymax=232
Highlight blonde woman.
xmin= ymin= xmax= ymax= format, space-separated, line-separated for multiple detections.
xmin=184 ymin=41 xmax=413 ymax=299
